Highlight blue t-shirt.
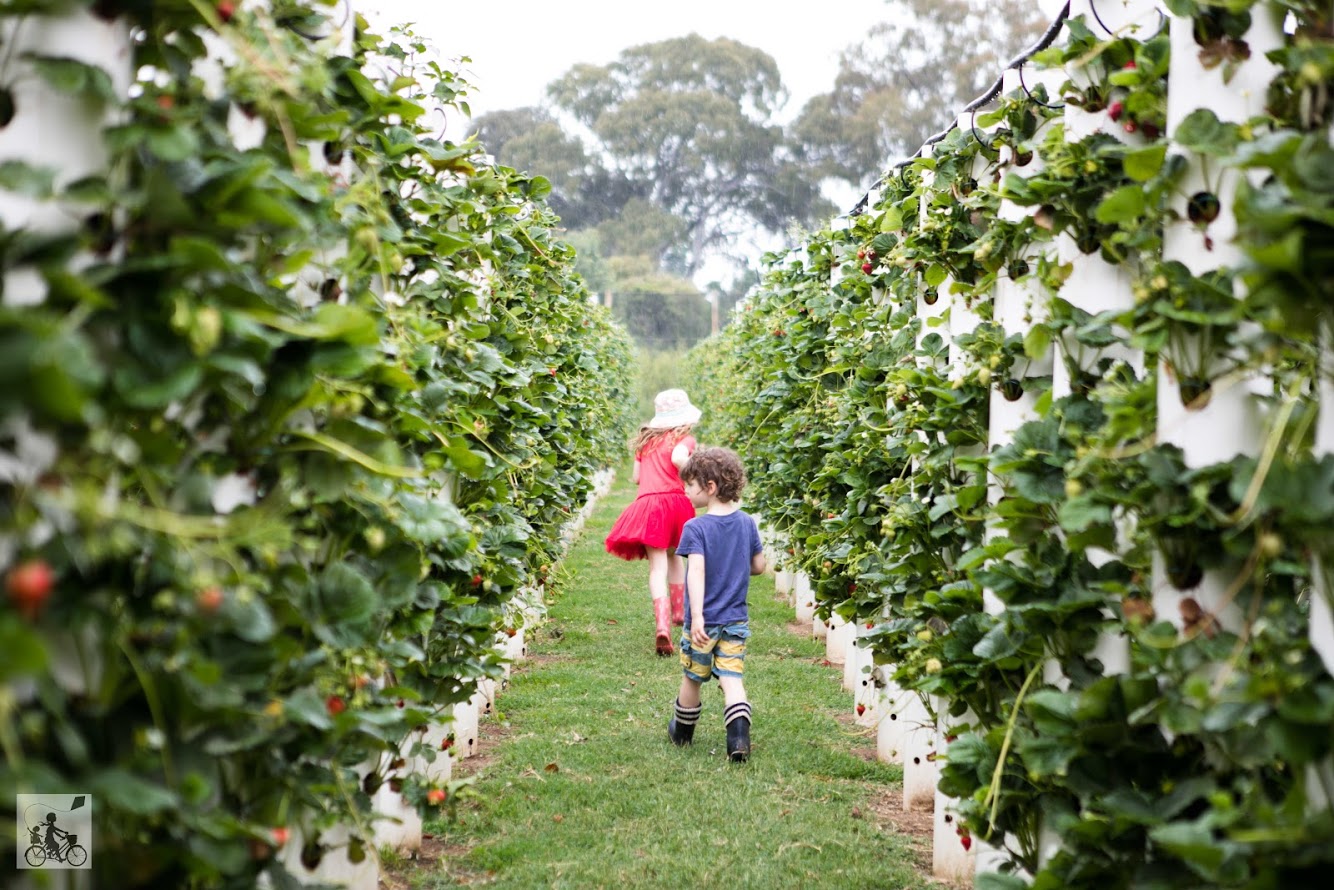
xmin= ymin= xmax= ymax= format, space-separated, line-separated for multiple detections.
xmin=675 ymin=510 xmax=762 ymax=629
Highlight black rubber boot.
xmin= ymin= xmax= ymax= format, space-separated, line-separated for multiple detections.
xmin=667 ymin=717 xmax=696 ymax=746
xmin=726 ymin=716 xmax=751 ymax=762
xmin=668 ymin=699 xmax=700 ymax=746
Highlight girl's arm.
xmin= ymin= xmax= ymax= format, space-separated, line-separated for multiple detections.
xmin=632 ymin=458 xmax=641 ymax=484
xmin=670 ymin=441 xmax=691 ymax=470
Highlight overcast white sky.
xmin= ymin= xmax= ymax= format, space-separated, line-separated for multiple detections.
xmin=354 ymin=0 xmax=898 ymax=130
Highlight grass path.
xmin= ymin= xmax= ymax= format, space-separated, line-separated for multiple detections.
xmin=386 ymin=468 xmax=939 ymax=889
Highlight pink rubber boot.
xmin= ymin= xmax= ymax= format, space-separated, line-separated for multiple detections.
xmin=654 ymin=597 xmax=674 ymax=656
xmin=669 ymin=583 xmax=685 ymax=626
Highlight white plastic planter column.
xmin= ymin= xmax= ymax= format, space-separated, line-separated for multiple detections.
xmin=825 ymin=613 xmax=851 ymax=665
xmin=793 ymin=570 xmax=815 ymax=625
xmin=451 ymin=695 xmax=479 ymax=760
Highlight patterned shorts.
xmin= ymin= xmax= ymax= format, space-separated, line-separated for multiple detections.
xmin=679 ymin=622 xmax=750 ymax=682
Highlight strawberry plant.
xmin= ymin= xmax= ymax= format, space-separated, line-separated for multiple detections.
xmin=0 ymin=2 xmax=633 ymax=885
xmin=690 ymin=2 xmax=1334 ymax=885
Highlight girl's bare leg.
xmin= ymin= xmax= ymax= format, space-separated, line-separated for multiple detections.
xmin=646 ymin=547 xmax=674 ymax=655
xmin=667 ymin=548 xmax=684 ymax=587
xmin=646 ymin=547 xmax=669 ymax=601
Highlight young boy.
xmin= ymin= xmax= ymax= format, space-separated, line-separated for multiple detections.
xmin=666 ymin=446 xmax=766 ymax=761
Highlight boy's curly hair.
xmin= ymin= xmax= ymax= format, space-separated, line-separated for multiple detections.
xmin=680 ymin=446 xmax=747 ymax=503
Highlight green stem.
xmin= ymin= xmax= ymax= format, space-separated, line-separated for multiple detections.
xmin=984 ymin=659 xmax=1043 ymax=834
xmin=117 ymin=637 xmax=176 ymax=786
xmin=0 ymin=686 xmax=24 ymax=771
xmin=1229 ymin=376 xmax=1303 ymax=525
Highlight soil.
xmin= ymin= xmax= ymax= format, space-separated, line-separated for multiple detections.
xmin=825 ymin=678 xmax=941 ymax=888
xmin=866 ymin=784 xmax=939 ymax=881
xmin=377 ymin=676 xmax=520 ymax=889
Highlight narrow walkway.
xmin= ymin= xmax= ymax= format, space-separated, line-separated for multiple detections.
xmin=389 ymin=469 xmax=938 ymax=889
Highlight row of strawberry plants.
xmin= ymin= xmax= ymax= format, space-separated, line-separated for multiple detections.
xmin=1 ymin=1 xmax=633 ymax=885
xmin=690 ymin=2 xmax=1334 ymax=886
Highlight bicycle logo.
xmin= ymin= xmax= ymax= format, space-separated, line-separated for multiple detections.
xmin=16 ymin=794 xmax=92 ymax=870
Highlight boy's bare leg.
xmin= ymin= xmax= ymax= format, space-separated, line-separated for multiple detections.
xmin=718 ymin=676 xmax=746 ymax=708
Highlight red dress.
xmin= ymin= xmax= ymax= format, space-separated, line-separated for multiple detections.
xmin=605 ymin=435 xmax=698 ymax=560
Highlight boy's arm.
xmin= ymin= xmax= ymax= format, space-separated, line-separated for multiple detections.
xmin=687 ymin=553 xmax=709 ymax=646
xmin=749 ymin=516 xmax=766 ymax=574
xmin=751 ymin=551 xmax=767 ymax=575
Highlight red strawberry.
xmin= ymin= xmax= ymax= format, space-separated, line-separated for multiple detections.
xmin=217 ymin=1 xmax=237 ymax=23
xmin=1124 ymin=120 xmax=1138 ymax=133
xmin=326 ymin=695 xmax=346 ymax=716
xmin=196 ymin=586 xmax=224 ymax=614
xmin=441 ymin=736 xmax=455 ymax=750
xmin=856 ymin=703 xmax=866 ymax=716
xmin=427 ymin=788 xmax=447 ymax=805
xmin=1107 ymin=101 xmax=1124 ymax=122
xmin=861 ymin=263 xmax=874 ymax=274
xmin=470 ymin=574 xmax=483 ymax=587
xmin=6 ymin=560 xmax=54 ymax=619
xmin=1123 ymin=60 xmax=1137 ymax=70
xmin=961 ymin=835 xmax=972 ymax=851
xmin=271 ymin=826 xmax=290 ymax=848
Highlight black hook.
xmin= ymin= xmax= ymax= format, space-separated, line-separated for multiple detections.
xmin=969 ymin=107 xmax=994 ymax=149
xmin=1086 ymin=0 xmax=1166 ymax=40
xmin=1018 ymin=65 xmax=1064 ymax=110
xmin=1086 ymin=0 xmax=1116 ymax=36
xmin=841 ymin=1 xmax=1073 ymax=218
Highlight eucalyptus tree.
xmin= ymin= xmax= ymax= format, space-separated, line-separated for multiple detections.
xmin=791 ymin=0 xmax=1051 ymax=192
xmin=545 ymin=33 xmax=834 ymax=278
xmin=472 ymin=107 xmax=633 ymax=230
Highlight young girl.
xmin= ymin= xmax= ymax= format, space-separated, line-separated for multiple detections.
xmin=605 ymin=389 xmax=700 ymax=656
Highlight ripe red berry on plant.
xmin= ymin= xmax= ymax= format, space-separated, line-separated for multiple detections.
xmin=196 ymin=586 xmax=224 ymax=614
xmin=6 ymin=559 xmax=54 ymax=619
xmin=217 ymin=1 xmax=237 ymax=23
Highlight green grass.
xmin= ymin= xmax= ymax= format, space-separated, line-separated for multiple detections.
xmin=394 ymin=468 xmax=940 ymax=889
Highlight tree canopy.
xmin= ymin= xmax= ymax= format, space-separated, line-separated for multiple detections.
xmin=544 ymin=33 xmax=834 ymax=279
xmin=470 ymin=2 xmax=1052 ymax=347
xmin=792 ymin=0 xmax=1049 ymax=189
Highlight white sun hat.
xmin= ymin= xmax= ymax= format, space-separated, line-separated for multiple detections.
xmin=647 ymin=389 xmax=702 ymax=429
